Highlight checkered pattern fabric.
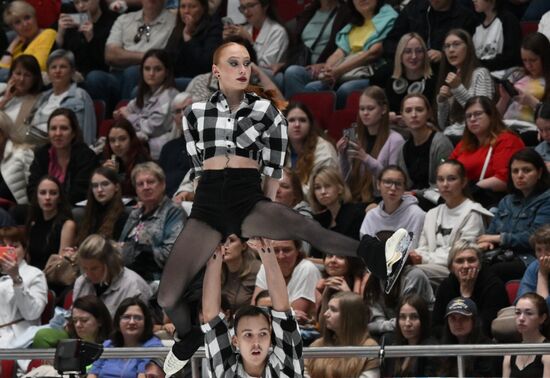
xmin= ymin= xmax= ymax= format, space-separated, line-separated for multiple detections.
xmin=183 ymin=91 xmax=288 ymax=180
xmin=201 ymin=310 xmax=304 ymax=378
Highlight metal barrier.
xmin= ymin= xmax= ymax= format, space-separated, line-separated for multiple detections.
xmin=2 ymin=344 xmax=550 ymax=378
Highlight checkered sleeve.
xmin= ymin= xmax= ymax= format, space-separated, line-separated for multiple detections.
xmin=182 ymin=105 xmax=203 ymax=180
xmin=270 ymin=309 xmax=304 ymax=377
xmin=201 ymin=313 xmax=237 ymax=378
xmin=259 ymin=103 xmax=288 ymax=179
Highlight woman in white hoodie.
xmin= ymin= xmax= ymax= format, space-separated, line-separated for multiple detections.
xmin=409 ymin=160 xmax=493 ymax=287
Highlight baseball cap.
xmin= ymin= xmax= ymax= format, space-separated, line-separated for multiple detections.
xmin=445 ymin=297 xmax=478 ymax=317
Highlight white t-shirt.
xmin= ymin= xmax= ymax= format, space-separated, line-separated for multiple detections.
xmin=473 ymin=17 xmax=504 ymax=61
xmin=539 ymin=11 xmax=550 ymax=41
xmin=255 ymin=259 xmax=321 ymax=304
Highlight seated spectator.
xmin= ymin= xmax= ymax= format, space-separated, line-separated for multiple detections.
xmin=535 ymin=102 xmax=550 ymax=170
xmin=302 ymin=0 xmax=398 ymax=109
xmin=26 ymin=176 xmax=76 ymax=270
xmin=76 ymin=167 xmax=129 ymax=245
xmin=56 ymin=0 xmax=117 ymax=75
xmin=498 ymin=33 xmax=550 ymax=135
xmin=85 ymin=0 xmax=176 ymax=109
xmin=119 ymin=162 xmax=186 ymax=282
xmin=159 ymin=92 xmax=193 ymax=199
xmin=275 ymin=167 xmax=314 ymax=219
xmin=306 ymin=292 xmax=379 ymax=377
xmin=103 ymin=119 xmax=152 ymax=197
xmin=410 ymin=160 xmax=492 ymax=287
xmin=337 ymin=86 xmax=405 ymax=202
xmin=502 ymin=292 xmax=550 ymax=377
xmin=437 ymin=297 xmax=499 ymax=377
xmin=517 ymin=226 xmax=550 ymax=307
xmin=0 ymin=55 xmax=43 ymax=136
xmin=74 ymin=234 xmax=152 ymax=316
xmin=450 ymin=96 xmax=524 ymax=208
xmin=30 ymin=50 xmax=97 ymax=145
xmin=27 ymin=108 xmax=99 ymax=205
xmin=310 ymin=166 xmax=367 ymax=246
xmin=198 ymin=238 xmax=302 ymax=378
xmin=286 ymin=102 xmax=337 ymax=194
xmin=478 ymin=148 xmax=550 ymax=282
xmin=253 ymin=240 xmax=321 ymax=327
xmin=432 ymin=240 xmax=508 ymax=337
xmin=436 ymin=29 xmax=494 ymax=138
xmin=165 ymin=0 xmax=222 ymax=87
xmin=222 ymin=0 xmax=288 ymax=74
xmin=384 ymin=294 xmax=438 ymax=377
xmin=359 ymin=165 xmax=425 ymax=250
xmin=380 ymin=0 xmax=477 ymax=77
xmin=0 ymin=1 xmax=56 ymax=80
xmin=315 ymin=254 xmax=366 ymax=315
xmin=0 ymin=111 xmax=34 ymax=205
xmin=396 ymin=94 xmax=454 ymax=203
xmin=281 ymin=0 xmax=351 ymax=98
xmin=88 ymin=297 xmax=163 ymax=378
xmin=32 ymin=295 xmax=113 ymax=348
xmin=221 ymin=233 xmax=261 ymax=312
xmin=385 ymin=34 xmax=436 ymax=120
xmin=472 ymin=0 xmax=521 ymax=72
xmin=0 ymin=226 xmax=48 ymax=351
xmin=114 ymin=49 xmax=179 ymax=160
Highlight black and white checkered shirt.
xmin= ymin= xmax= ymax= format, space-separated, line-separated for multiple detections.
xmin=182 ymin=91 xmax=288 ymax=180
xmin=201 ymin=310 xmax=304 ymax=378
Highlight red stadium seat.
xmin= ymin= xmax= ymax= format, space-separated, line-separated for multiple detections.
xmin=93 ymin=100 xmax=106 ymax=136
xmin=41 ymin=290 xmax=56 ymax=325
xmin=290 ymin=91 xmax=336 ymax=131
xmin=273 ymin=0 xmax=313 ymax=22
xmin=326 ymin=108 xmax=357 ymax=142
xmin=99 ymin=100 xmax=129 ymax=137
xmin=505 ymin=280 xmax=521 ymax=305
xmin=345 ymin=90 xmax=363 ymax=114
xmin=1 ymin=360 xmax=16 ymax=378
xmin=520 ymin=21 xmax=538 ymax=37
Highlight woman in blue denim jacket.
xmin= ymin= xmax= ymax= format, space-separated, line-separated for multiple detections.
xmin=477 ymin=148 xmax=550 ymax=283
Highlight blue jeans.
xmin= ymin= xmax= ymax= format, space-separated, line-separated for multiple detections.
xmin=85 ymin=65 xmax=140 ymax=111
xmin=283 ymin=65 xmax=314 ymax=99
xmin=305 ymin=78 xmax=370 ymax=109
xmin=175 ymin=77 xmax=192 ymax=92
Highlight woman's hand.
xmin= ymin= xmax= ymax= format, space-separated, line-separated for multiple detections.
xmin=223 ymin=24 xmax=252 ymax=42
xmin=408 ymin=251 xmax=422 ymax=265
xmin=445 ymin=71 xmax=461 ymax=89
xmin=513 ymin=87 xmax=540 ymax=109
xmin=161 ymin=322 xmax=176 ymax=336
xmin=102 ymin=158 xmax=118 ymax=171
xmin=346 ymin=140 xmax=368 ymax=163
xmin=58 ymin=14 xmax=78 ymax=32
xmin=319 ymin=66 xmax=339 ymax=87
xmin=79 ymin=20 xmax=94 ymax=42
xmin=60 ymin=246 xmax=77 ymax=258
xmin=539 ymin=256 xmax=550 ymax=277
xmin=477 ymin=234 xmax=501 ymax=250
xmin=427 ymin=49 xmax=443 ymax=63
xmin=458 ymin=266 xmax=478 ymax=298
xmin=113 ymin=106 xmax=128 ymax=120
xmin=437 ymin=85 xmax=451 ymax=103
xmin=293 ymin=309 xmax=312 ymax=325
xmin=336 ymin=136 xmax=348 ymax=154
xmin=324 ymin=276 xmax=351 ymax=292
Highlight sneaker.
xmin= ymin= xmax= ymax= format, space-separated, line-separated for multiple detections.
xmin=384 ymin=229 xmax=411 ymax=294
xmin=163 ymin=348 xmax=188 ymax=376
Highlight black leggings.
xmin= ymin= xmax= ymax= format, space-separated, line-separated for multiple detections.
xmin=157 ymin=169 xmax=360 ymax=336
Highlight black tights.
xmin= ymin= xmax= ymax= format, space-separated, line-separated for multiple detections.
xmin=157 ymin=200 xmax=360 ymax=336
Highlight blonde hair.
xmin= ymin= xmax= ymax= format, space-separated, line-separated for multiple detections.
xmin=392 ymin=33 xmax=432 ymax=79
xmin=447 ymin=239 xmax=482 ymax=270
xmin=78 ymin=234 xmax=124 ymax=283
xmin=308 ymin=166 xmax=351 ymax=213
xmin=3 ymin=1 xmax=35 ymax=26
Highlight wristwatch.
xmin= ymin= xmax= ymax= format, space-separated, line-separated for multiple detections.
xmin=12 ymin=275 xmax=23 ymax=285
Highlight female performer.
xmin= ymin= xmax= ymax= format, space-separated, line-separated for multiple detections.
xmin=159 ymin=39 xmax=406 ymax=374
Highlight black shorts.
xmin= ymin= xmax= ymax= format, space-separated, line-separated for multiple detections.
xmin=190 ymin=168 xmax=268 ymax=238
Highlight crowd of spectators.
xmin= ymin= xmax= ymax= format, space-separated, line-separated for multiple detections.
xmin=0 ymin=0 xmax=549 ymax=376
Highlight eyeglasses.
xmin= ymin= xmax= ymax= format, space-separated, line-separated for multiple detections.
xmin=381 ymin=179 xmax=405 ymax=189
xmin=403 ymin=48 xmax=425 ymax=55
xmin=464 ymin=110 xmax=485 ymax=120
xmin=120 ymin=314 xmax=144 ymax=322
xmin=443 ymin=41 xmax=464 ymax=51
xmin=134 ymin=25 xmax=151 ymax=43
xmin=238 ymin=2 xmax=260 ymax=13
xmin=91 ymin=180 xmax=112 ymax=189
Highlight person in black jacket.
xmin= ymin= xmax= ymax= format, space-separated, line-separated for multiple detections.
xmin=27 ymin=108 xmax=99 ymax=205
xmin=432 ymin=239 xmax=508 ymax=338
xmin=164 ymin=0 xmax=223 ymax=89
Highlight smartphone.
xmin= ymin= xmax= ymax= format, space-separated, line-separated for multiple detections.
xmin=68 ymin=13 xmax=89 ymax=25
xmin=221 ymin=16 xmax=234 ymax=26
xmin=498 ymin=79 xmax=519 ymax=97
xmin=343 ymin=124 xmax=358 ymax=143
xmin=0 ymin=246 xmax=11 ymax=259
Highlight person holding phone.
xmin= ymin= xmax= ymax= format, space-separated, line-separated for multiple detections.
xmin=436 ymin=29 xmax=494 ymax=139
xmin=56 ymin=0 xmax=117 ymax=75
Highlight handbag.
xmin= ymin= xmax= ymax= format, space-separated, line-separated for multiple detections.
xmin=286 ymin=8 xmax=337 ymax=67
xmin=482 ymin=248 xmax=516 ymax=265
xmin=338 ymin=55 xmax=376 ymax=83
xmin=43 ymin=254 xmax=78 ymax=286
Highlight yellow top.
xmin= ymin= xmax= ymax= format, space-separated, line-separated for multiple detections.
xmin=0 ymin=28 xmax=57 ymax=71
xmin=348 ymin=19 xmax=374 ymax=54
